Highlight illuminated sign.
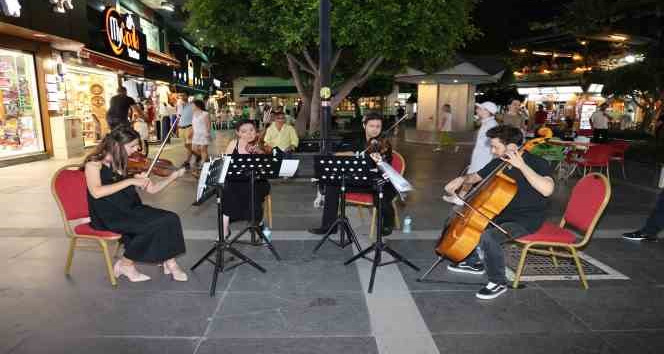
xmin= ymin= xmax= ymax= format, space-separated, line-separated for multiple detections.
xmin=0 ymin=0 xmax=21 ymax=17
xmin=187 ymin=59 xmax=194 ymax=86
xmin=103 ymin=7 xmax=147 ymax=63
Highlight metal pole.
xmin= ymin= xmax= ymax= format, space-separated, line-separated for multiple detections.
xmin=319 ymin=0 xmax=331 ymax=154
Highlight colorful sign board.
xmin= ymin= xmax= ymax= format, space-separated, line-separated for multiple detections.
xmin=103 ymin=7 xmax=147 ymax=64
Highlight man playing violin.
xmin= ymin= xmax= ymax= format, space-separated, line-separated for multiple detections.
xmin=443 ymin=125 xmax=555 ymax=300
xmin=309 ymin=112 xmax=397 ymax=236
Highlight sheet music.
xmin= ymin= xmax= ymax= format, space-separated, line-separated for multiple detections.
xmin=218 ymin=156 xmax=232 ymax=184
xmin=279 ymin=159 xmax=299 ymax=177
xmin=196 ymin=162 xmax=211 ymax=202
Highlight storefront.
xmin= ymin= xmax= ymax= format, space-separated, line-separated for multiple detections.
xmin=0 ymin=0 xmax=87 ymax=165
xmin=0 ymin=47 xmax=44 ymax=159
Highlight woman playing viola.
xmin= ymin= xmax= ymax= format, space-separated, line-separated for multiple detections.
xmin=83 ymin=126 xmax=188 ymax=282
xmin=221 ymin=119 xmax=271 ymax=237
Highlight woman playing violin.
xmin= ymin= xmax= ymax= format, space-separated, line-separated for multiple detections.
xmin=443 ymin=125 xmax=554 ymax=300
xmin=309 ymin=112 xmax=397 ymax=236
xmin=84 ymin=126 xmax=188 ymax=282
xmin=221 ymin=119 xmax=271 ymax=237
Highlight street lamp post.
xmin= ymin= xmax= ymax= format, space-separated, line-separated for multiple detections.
xmin=319 ymin=0 xmax=331 ymax=154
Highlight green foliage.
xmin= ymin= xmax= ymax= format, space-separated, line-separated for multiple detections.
xmin=184 ymin=0 xmax=479 ymax=71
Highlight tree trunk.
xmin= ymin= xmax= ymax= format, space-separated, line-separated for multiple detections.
xmin=309 ymin=77 xmax=321 ymax=131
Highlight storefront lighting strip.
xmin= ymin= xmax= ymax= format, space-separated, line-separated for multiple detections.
xmin=64 ymin=64 xmax=119 ymax=77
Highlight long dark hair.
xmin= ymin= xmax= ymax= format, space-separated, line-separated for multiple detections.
xmin=83 ymin=126 xmax=140 ymax=176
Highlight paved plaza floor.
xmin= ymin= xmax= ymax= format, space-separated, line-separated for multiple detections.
xmin=1 ymin=130 xmax=663 ymax=353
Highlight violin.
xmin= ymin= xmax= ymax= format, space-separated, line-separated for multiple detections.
xmin=366 ymin=137 xmax=392 ymax=156
xmin=127 ymin=153 xmax=179 ymax=177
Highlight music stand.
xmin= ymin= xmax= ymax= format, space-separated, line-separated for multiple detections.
xmin=190 ymin=156 xmax=268 ymax=296
xmin=344 ymin=174 xmax=420 ymax=294
xmin=225 ymin=153 xmax=282 ymax=261
xmin=312 ymin=155 xmax=371 ymax=254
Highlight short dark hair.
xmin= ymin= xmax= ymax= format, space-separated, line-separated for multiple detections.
xmin=117 ymin=86 xmax=127 ymax=94
xmin=362 ymin=111 xmax=383 ymax=125
xmin=193 ymin=99 xmax=205 ymax=111
xmin=486 ymin=125 xmax=523 ymax=146
xmin=235 ymin=118 xmax=256 ymax=131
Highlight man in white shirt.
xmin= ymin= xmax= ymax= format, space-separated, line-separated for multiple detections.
xmin=590 ymin=104 xmax=610 ymax=143
xmin=264 ymin=111 xmax=299 ymax=152
xmin=468 ymin=102 xmax=499 ymax=173
xmin=443 ymin=101 xmax=498 ymax=204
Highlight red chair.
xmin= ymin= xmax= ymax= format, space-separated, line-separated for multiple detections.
xmin=608 ymin=140 xmax=630 ymax=178
xmin=573 ymin=144 xmax=614 ymax=182
xmin=346 ymin=151 xmax=405 ymax=238
xmin=512 ymin=173 xmax=611 ymax=289
xmin=51 ymin=165 xmax=122 ymax=287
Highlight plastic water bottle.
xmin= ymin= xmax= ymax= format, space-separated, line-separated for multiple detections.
xmin=403 ymin=216 xmax=412 ymax=234
xmin=263 ymin=226 xmax=272 ymax=242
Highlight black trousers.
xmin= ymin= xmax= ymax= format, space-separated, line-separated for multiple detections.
xmin=321 ymin=183 xmax=397 ymax=229
xmin=642 ymin=190 xmax=664 ymax=235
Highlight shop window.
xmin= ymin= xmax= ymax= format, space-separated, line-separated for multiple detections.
xmin=0 ymin=48 xmax=44 ymax=159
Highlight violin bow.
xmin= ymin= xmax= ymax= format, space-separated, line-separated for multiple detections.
xmin=146 ymin=115 xmax=180 ymax=177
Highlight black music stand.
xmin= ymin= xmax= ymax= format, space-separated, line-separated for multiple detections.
xmin=344 ymin=176 xmax=420 ymax=293
xmin=226 ymin=153 xmax=282 ymax=261
xmin=190 ymin=157 xmax=268 ymax=296
xmin=312 ymin=155 xmax=370 ymax=254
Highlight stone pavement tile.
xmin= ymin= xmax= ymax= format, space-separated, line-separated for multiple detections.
xmin=1 ymin=250 xmax=232 ymax=293
xmin=0 ymin=228 xmax=32 ymax=237
xmin=196 ymin=337 xmax=378 ymax=354
xmin=386 ymin=239 xmax=445 ymax=261
xmin=0 ymin=287 xmax=218 ymax=348
xmin=228 ymin=259 xmax=362 ymax=294
xmin=5 ymin=336 xmax=197 ymax=354
xmin=541 ymin=287 xmax=664 ymax=330
xmin=207 ymin=291 xmax=371 ymax=338
xmin=432 ymin=333 xmax=616 ymax=354
xmin=583 ymin=239 xmax=664 ymax=261
xmin=412 ymin=288 xmax=587 ymax=334
xmin=0 ymin=237 xmax=47 ymax=259
xmin=601 ymin=331 xmax=664 ymax=354
xmin=236 ymin=239 xmax=355 ymax=262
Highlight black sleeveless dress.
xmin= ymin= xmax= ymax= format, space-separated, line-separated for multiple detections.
xmin=87 ymin=164 xmax=186 ymax=263
xmin=222 ymin=141 xmax=271 ymax=222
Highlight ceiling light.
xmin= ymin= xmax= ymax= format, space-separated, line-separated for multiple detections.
xmin=519 ymin=48 xmax=527 ymax=53
xmin=161 ymin=2 xmax=175 ymax=12
xmin=609 ymin=34 xmax=628 ymax=41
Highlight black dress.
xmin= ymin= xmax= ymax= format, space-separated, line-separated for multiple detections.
xmin=88 ymin=164 xmax=186 ymax=263
xmin=222 ymin=141 xmax=271 ymax=222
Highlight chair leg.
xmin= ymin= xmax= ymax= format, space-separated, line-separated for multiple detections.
xmin=569 ymin=247 xmax=588 ymax=289
xmin=621 ymin=161 xmax=627 ymax=179
xmin=65 ymin=237 xmax=77 ymax=275
xmin=357 ymin=206 xmax=366 ymax=221
xmin=99 ymin=240 xmax=118 ymax=287
xmin=549 ymin=247 xmax=559 ymax=267
xmin=605 ymin=165 xmax=610 ymax=183
xmin=512 ymin=244 xmax=531 ymax=289
xmin=113 ymin=240 xmax=123 ymax=259
xmin=370 ymin=207 xmax=377 ymax=241
xmin=392 ymin=200 xmax=401 ymax=230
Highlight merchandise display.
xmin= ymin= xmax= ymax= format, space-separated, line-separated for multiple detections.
xmin=0 ymin=48 xmax=44 ymax=159
xmin=62 ymin=66 xmax=117 ymax=146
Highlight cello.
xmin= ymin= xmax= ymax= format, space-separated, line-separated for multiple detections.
xmin=418 ymin=127 xmax=553 ymax=280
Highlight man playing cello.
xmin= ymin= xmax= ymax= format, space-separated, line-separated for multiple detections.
xmin=443 ymin=125 xmax=555 ymax=299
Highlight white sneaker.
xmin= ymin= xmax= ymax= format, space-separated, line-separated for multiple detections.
xmin=313 ymin=192 xmax=325 ymax=208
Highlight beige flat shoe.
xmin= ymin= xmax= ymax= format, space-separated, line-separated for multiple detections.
xmin=163 ymin=261 xmax=188 ymax=282
xmin=113 ymin=260 xmax=151 ymax=282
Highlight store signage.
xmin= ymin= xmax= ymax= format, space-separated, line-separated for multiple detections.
xmin=51 ymin=0 xmax=74 ymax=14
xmin=0 ymin=0 xmax=21 ymax=17
xmin=187 ymin=59 xmax=194 ymax=86
xmin=103 ymin=7 xmax=147 ymax=64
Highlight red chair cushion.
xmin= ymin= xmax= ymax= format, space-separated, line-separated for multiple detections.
xmin=74 ymin=223 xmax=121 ymax=238
xmin=54 ymin=169 xmax=89 ymax=220
xmin=346 ymin=192 xmax=373 ymax=204
xmin=518 ymin=222 xmax=577 ymax=244
xmin=563 ymin=174 xmax=608 ymax=232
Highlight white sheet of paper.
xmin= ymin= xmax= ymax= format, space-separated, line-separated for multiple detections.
xmin=279 ymin=159 xmax=299 ymax=177
xmin=196 ymin=162 xmax=211 ymax=202
xmin=218 ymin=156 xmax=232 ymax=184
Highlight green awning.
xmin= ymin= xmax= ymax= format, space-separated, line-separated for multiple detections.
xmin=240 ymin=86 xmax=299 ymax=97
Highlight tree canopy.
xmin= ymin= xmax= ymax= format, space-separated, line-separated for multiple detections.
xmin=184 ymin=0 xmax=478 ymax=132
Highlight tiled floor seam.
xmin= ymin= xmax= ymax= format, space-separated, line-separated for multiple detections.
xmin=192 ymin=270 xmax=239 ymax=354
xmin=352 ymin=238 xmax=440 ymax=354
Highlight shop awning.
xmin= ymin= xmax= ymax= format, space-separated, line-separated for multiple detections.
xmin=173 ymin=83 xmax=210 ymax=95
xmin=239 ymin=86 xmax=299 ymax=97
xmin=80 ymin=48 xmax=144 ymax=77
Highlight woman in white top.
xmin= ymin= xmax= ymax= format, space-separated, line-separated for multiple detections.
xmin=191 ymin=100 xmax=211 ymax=176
